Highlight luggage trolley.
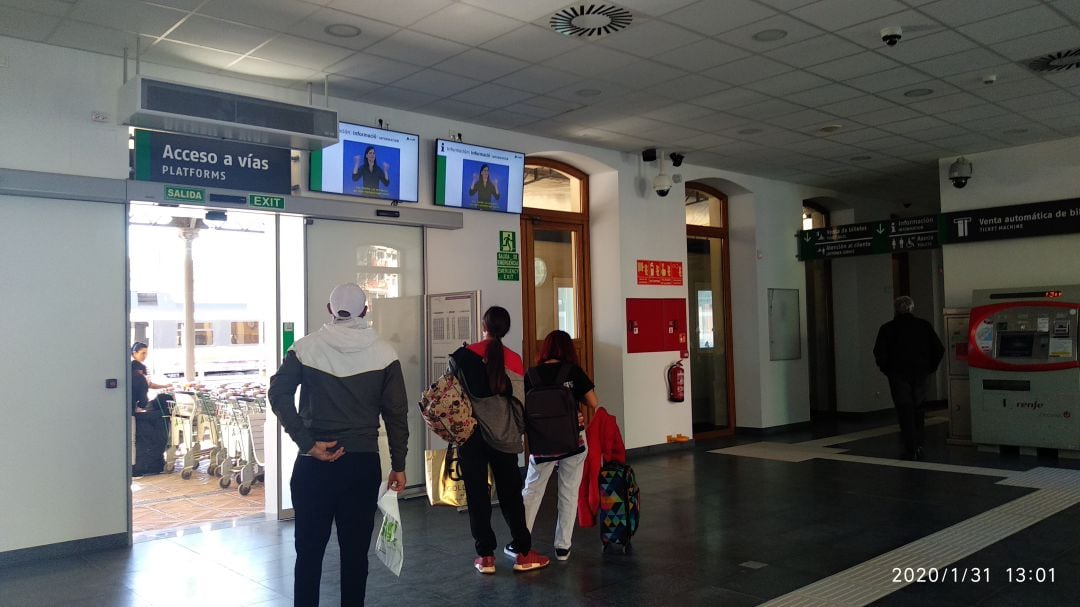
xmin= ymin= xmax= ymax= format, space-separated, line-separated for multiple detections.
xmin=165 ymin=391 xmax=199 ymax=476
xmin=221 ymin=396 xmax=266 ymax=495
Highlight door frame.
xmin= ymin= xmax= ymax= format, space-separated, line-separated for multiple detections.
xmin=685 ymin=182 xmax=736 ymax=439
xmin=520 ymin=157 xmax=593 ymax=377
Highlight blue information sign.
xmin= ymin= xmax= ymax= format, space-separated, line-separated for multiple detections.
xmin=133 ymin=129 xmax=292 ymax=195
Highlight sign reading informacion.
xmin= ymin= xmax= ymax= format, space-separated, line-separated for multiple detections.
xmin=636 ymin=260 xmax=684 ymax=286
xmin=497 ymin=251 xmax=520 ymax=281
xmin=797 ymin=214 xmax=938 ymax=260
xmin=941 ymin=197 xmax=1080 ymax=245
xmin=134 ymin=129 xmax=292 ymax=195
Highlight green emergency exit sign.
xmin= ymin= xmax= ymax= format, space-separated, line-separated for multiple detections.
xmin=165 ymin=185 xmax=205 ymax=203
xmin=249 ymin=194 xmax=286 ymax=210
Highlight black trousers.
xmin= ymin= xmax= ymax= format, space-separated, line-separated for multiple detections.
xmin=457 ymin=433 xmax=531 ymax=557
xmin=888 ymin=375 xmax=928 ymax=457
xmin=291 ymin=452 xmax=381 ymax=607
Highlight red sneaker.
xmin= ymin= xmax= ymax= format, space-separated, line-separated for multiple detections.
xmin=513 ymin=551 xmax=550 ymax=572
xmin=474 ymin=556 xmax=496 ymax=574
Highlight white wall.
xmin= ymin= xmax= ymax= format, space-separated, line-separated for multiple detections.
xmin=832 ymin=255 xmax=894 ymax=413
xmin=940 ymin=136 xmax=1080 ymax=307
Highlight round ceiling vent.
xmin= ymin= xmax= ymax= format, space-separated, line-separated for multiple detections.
xmin=1025 ymin=47 xmax=1080 ymax=73
xmin=550 ymin=4 xmax=633 ymax=38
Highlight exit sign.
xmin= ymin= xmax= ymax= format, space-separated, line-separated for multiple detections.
xmin=249 ymin=194 xmax=286 ymax=210
xmin=164 ymin=185 xmax=205 ymax=203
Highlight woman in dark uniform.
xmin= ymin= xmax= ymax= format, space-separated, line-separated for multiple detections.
xmin=131 ymin=342 xmax=171 ymax=476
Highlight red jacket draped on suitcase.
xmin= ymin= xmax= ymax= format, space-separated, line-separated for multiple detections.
xmin=578 ymin=407 xmax=626 ymax=528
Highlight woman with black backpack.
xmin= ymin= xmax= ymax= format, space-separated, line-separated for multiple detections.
xmin=514 ymin=329 xmax=598 ymax=563
xmin=451 ymin=306 xmax=550 ymax=574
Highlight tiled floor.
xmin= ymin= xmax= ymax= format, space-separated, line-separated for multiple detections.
xmin=132 ymin=464 xmax=264 ymax=536
xmin=4 ymin=417 xmax=1079 ymax=606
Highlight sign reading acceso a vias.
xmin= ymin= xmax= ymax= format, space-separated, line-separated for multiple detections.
xmin=133 ymin=129 xmax=292 ymax=195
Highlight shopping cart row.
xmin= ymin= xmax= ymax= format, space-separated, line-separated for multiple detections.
xmin=166 ymin=392 xmax=265 ymax=496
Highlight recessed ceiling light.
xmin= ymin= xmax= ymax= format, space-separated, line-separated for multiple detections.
xmin=752 ymin=29 xmax=788 ymax=42
xmin=903 ymin=88 xmax=934 ymax=97
xmin=737 ymin=128 xmax=763 ymax=135
xmin=817 ymin=124 xmax=843 ymax=134
xmin=850 ymin=155 xmax=872 ymax=161
xmin=575 ymin=88 xmax=602 ymax=97
xmin=1002 ymin=128 xmax=1029 ymax=135
xmin=324 ymin=23 xmax=361 ymax=38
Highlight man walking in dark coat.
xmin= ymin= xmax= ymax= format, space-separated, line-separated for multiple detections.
xmin=873 ymin=296 xmax=945 ymax=460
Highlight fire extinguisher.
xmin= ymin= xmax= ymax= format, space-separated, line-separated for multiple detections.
xmin=666 ymin=360 xmax=684 ymax=402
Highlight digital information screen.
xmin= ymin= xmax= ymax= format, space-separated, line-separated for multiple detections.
xmin=310 ymin=122 xmax=419 ymax=203
xmin=434 ymin=139 xmax=524 ymax=214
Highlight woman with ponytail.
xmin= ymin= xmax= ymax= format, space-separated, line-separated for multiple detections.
xmin=450 ymin=306 xmax=550 ymax=574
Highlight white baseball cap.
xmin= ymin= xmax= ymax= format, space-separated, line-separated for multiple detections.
xmin=328 ymin=283 xmax=368 ymax=319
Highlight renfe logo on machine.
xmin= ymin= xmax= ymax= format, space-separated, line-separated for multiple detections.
xmin=1012 ymin=400 xmax=1045 ymax=410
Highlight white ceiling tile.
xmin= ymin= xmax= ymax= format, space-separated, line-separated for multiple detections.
xmin=998 ymin=90 xmax=1078 ymax=112
xmin=252 ymin=35 xmax=355 ymax=70
xmin=616 ymin=0 xmax=701 ymax=17
xmin=791 ymin=0 xmax=907 ymax=30
xmin=807 ymin=51 xmax=900 ymax=80
xmin=459 ymin=0 xmax=570 ymax=22
xmin=679 ymin=132 xmax=740 ymax=149
xmin=393 ymin=68 xmax=480 ymax=96
xmin=327 ymin=52 xmax=422 ymax=82
xmin=851 ymin=105 xmax=923 ymax=125
xmin=739 ymin=128 xmax=814 ymax=146
xmin=959 ymin=5 xmax=1070 ymax=45
xmin=941 ymin=62 xmax=1035 ymax=90
xmin=481 ymin=25 xmax=585 ymax=63
xmin=933 ymin=103 xmax=1010 ymax=124
xmin=991 ymin=26 xmax=1080 ymax=61
xmin=820 ymin=95 xmax=898 ymax=117
xmin=603 ymin=92 xmax=678 ymax=115
xmin=912 ymin=48 xmax=1009 ymax=78
xmin=435 ymin=48 xmax=527 ymax=81
xmin=480 ymin=108 xmax=540 ymax=129
xmin=226 ymin=57 xmax=318 ymax=81
xmin=855 ymin=134 xmax=918 ymax=150
xmin=907 ymin=91 xmax=985 ymax=113
xmin=845 ymin=66 xmax=932 ymax=92
xmin=141 ymin=38 xmax=243 ymax=70
xmin=326 ymin=0 xmax=452 ymax=27
xmin=825 ymin=127 xmax=893 ymax=143
xmin=644 ymin=103 xmax=717 ymax=122
xmin=364 ymin=30 xmax=467 ymax=67
xmin=0 ymin=0 xmax=75 ymax=17
xmin=785 ymin=84 xmax=864 ymax=105
xmin=493 ymin=65 xmax=579 ymax=94
xmin=1044 ymin=68 xmax=1080 ymax=88
xmin=166 ymin=15 xmax=273 ymax=54
xmin=644 ymin=74 xmax=728 ymax=99
xmin=964 ymin=113 xmax=1044 ymax=132
xmin=451 ymin=83 xmax=534 ymax=108
xmin=783 ymin=137 xmax=848 ymax=153
xmin=904 ymin=124 xmax=975 ymax=142
xmin=68 ymin=0 xmax=186 ymax=38
xmin=411 ymin=3 xmax=521 ymax=46
xmin=601 ymin=61 xmax=690 ymax=90
xmin=971 ymin=77 xmax=1058 ymax=101
xmin=663 ymin=0 xmax=776 ymax=36
xmin=46 ymin=20 xmax=133 ymax=57
xmin=600 ymin=20 xmax=703 ymax=57
xmin=879 ymin=116 xmax=951 ymax=134
xmin=765 ymin=34 xmax=864 ymax=68
xmin=290 ymin=8 xmax=400 ymax=52
xmin=767 ymin=109 xmax=837 ymax=129
xmin=362 ymin=85 xmax=440 ymax=109
xmin=874 ymin=30 xmax=978 ymax=63
xmin=513 ymin=96 xmax=581 ymax=119
xmin=755 ymin=0 xmax=820 ymax=9
xmin=418 ymin=98 xmax=489 ymax=119
xmin=640 ymin=123 xmax=711 ymax=146
xmin=720 ymin=14 xmax=826 ymax=51
xmin=727 ymin=98 xmax=805 ymax=119
xmin=326 ymin=75 xmax=381 ymax=99
xmin=147 ymin=0 xmax=214 ymax=11
xmin=919 ymin=0 xmax=1040 ymax=27
xmin=543 ymin=44 xmax=637 ymax=77
xmin=546 ymin=80 xmax=631 ymax=104
xmin=654 ymin=38 xmax=751 ymax=71
xmin=689 ymin=87 xmax=770 ymax=110
xmin=923 ymin=133 xmax=1002 ymax=153
xmin=703 ymin=55 xmax=794 ymax=85
xmin=596 ymin=115 xmax=668 ymax=135
xmin=877 ymin=80 xmax=960 ymax=104
xmin=198 ymin=0 xmax=317 ymax=32
xmin=745 ymin=70 xmax=832 ymax=95
xmin=1053 ymin=0 xmax=1080 ymax=21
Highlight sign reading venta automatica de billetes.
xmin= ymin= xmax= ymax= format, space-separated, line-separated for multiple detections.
xmin=133 ymin=129 xmax=291 ymax=195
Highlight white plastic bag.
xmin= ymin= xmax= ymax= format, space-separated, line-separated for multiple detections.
xmin=375 ymin=484 xmax=404 ymax=576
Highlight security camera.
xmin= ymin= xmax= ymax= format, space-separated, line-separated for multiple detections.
xmin=948 ymin=156 xmax=972 ymax=189
xmin=880 ymin=26 xmax=902 ymax=47
xmin=982 ymin=74 xmax=997 ymax=85
xmin=653 ymin=172 xmax=673 ymax=197
xmin=669 ymin=152 xmax=684 ymax=167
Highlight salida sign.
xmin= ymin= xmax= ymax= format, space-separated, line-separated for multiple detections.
xmin=133 ymin=129 xmax=291 ymax=195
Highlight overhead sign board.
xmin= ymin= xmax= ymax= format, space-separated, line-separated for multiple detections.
xmin=797 ymin=215 xmax=938 ymax=261
xmin=940 ymin=198 xmax=1080 ymax=245
xmin=133 ymin=129 xmax=292 ymax=195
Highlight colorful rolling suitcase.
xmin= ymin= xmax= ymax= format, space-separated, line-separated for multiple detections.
xmin=598 ymin=461 xmax=639 ymax=554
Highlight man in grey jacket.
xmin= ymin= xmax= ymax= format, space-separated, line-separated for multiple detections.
xmin=269 ymin=283 xmax=409 ymax=607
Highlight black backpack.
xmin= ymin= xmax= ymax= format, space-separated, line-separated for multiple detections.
xmin=524 ymin=363 xmax=580 ymax=455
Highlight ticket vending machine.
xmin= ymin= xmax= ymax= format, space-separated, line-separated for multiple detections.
xmin=968 ymin=285 xmax=1080 ymax=451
